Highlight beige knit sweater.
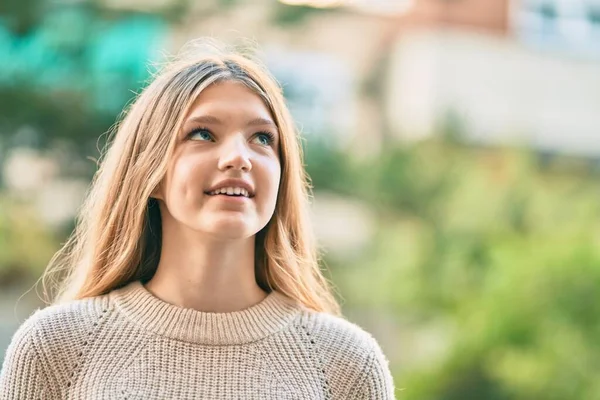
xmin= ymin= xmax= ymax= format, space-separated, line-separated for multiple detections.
xmin=0 ymin=281 xmax=396 ymax=399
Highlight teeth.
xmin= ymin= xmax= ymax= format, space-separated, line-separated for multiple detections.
xmin=208 ymin=187 xmax=250 ymax=197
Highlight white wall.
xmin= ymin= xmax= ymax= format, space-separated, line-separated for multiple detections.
xmin=386 ymin=29 xmax=600 ymax=156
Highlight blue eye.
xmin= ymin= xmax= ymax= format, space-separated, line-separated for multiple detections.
xmin=188 ymin=128 xmax=213 ymax=141
xmin=254 ymin=131 xmax=275 ymax=146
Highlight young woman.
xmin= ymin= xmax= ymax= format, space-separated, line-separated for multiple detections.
xmin=0 ymin=43 xmax=396 ymax=399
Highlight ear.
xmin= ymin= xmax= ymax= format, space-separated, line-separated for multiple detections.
xmin=150 ymin=183 xmax=164 ymax=201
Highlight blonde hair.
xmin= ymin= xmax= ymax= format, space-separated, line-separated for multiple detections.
xmin=41 ymin=42 xmax=341 ymax=315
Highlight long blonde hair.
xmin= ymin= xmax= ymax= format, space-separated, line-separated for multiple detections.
xmin=41 ymin=42 xmax=341 ymax=315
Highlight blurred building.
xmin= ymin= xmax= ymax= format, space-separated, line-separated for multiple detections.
xmin=2 ymin=0 xmax=598 ymax=156
xmin=393 ymin=0 xmax=511 ymax=33
xmin=385 ymin=0 xmax=600 ymax=157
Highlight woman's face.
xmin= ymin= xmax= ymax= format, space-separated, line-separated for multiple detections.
xmin=156 ymin=81 xmax=281 ymax=240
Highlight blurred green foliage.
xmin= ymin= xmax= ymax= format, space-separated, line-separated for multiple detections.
xmin=0 ymin=2 xmax=164 ymax=158
xmin=271 ymin=3 xmax=330 ymax=26
xmin=304 ymin=136 xmax=600 ymax=399
xmin=0 ymin=196 xmax=59 ymax=286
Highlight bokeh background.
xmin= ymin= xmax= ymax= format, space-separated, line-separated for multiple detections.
xmin=1 ymin=0 xmax=600 ymax=398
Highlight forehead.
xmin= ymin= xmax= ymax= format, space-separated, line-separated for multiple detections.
xmin=185 ymin=81 xmax=274 ymax=121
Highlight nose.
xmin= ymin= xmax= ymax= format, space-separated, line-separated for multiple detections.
xmin=217 ymin=136 xmax=252 ymax=172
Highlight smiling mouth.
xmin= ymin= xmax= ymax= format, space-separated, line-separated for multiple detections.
xmin=204 ymin=192 xmax=253 ymax=201
xmin=204 ymin=187 xmax=253 ymax=198
xmin=206 ymin=193 xmax=248 ymax=198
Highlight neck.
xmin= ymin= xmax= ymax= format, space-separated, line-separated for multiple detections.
xmin=146 ymin=218 xmax=267 ymax=313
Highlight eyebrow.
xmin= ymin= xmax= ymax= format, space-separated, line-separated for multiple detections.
xmin=186 ymin=115 xmax=277 ymax=128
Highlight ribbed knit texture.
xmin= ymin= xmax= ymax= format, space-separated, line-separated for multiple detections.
xmin=1 ymin=281 xmax=396 ymax=399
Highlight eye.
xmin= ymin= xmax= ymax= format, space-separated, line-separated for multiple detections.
xmin=187 ymin=128 xmax=214 ymax=141
xmin=253 ymin=131 xmax=276 ymax=146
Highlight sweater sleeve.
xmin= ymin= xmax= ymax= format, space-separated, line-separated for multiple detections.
xmin=0 ymin=317 xmax=57 ymax=400
xmin=347 ymin=341 xmax=396 ymax=399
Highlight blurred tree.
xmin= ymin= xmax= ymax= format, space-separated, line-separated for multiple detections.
xmin=0 ymin=2 xmax=168 ymax=167
xmin=0 ymin=0 xmax=45 ymax=35
xmin=0 ymin=196 xmax=58 ymax=287
xmin=270 ymin=2 xmax=330 ymax=26
xmin=304 ymin=133 xmax=600 ymax=399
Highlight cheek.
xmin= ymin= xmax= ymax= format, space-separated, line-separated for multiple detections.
xmin=273 ymin=163 xmax=282 ymax=186
xmin=267 ymin=162 xmax=282 ymax=205
xmin=168 ymin=155 xmax=207 ymax=201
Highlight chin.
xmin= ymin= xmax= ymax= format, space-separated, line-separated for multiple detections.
xmin=202 ymin=219 xmax=259 ymax=240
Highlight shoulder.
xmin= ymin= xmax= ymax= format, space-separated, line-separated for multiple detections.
xmin=295 ymin=310 xmax=396 ymax=399
xmin=0 ymin=295 xmax=111 ymax=395
xmin=296 ymin=308 xmax=392 ymax=363
xmin=5 ymin=294 xmax=111 ymax=366
xmin=19 ymin=294 xmax=110 ymax=345
xmin=298 ymin=309 xmax=381 ymax=354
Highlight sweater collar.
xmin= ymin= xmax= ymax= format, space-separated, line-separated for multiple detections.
xmin=110 ymin=281 xmax=301 ymax=345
